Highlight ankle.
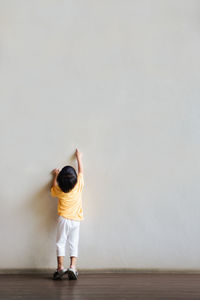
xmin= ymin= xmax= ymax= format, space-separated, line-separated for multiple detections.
xmin=70 ymin=265 xmax=76 ymax=270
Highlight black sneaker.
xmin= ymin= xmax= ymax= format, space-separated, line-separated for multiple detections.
xmin=67 ymin=268 xmax=78 ymax=280
xmin=52 ymin=268 xmax=68 ymax=280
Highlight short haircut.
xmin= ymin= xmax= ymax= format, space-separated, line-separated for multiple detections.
xmin=57 ymin=165 xmax=77 ymax=193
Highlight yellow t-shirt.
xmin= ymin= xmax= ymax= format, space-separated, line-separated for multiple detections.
xmin=51 ymin=172 xmax=84 ymax=221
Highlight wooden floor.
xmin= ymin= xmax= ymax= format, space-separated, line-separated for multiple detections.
xmin=0 ymin=273 xmax=200 ymax=299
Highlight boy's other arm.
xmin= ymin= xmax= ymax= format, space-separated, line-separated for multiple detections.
xmin=75 ymin=148 xmax=83 ymax=173
xmin=51 ymin=168 xmax=60 ymax=187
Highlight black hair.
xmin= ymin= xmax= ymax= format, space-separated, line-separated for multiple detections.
xmin=57 ymin=165 xmax=77 ymax=193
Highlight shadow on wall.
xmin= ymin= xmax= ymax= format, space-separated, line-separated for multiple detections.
xmin=19 ymin=153 xmax=77 ymax=267
xmin=19 ymin=180 xmax=57 ymax=267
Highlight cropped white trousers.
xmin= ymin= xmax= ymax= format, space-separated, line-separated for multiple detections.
xmin=56 ymin=215 xmax=80 ymax=257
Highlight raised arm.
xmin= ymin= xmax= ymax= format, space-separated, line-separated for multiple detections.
xmin=51 ymin=168 xmax=60 ymax=187
xmin=75 ymin=148 xmax=83 ymax=174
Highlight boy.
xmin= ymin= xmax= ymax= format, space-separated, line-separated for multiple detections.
xmin=51 ymin=148 xmax=84 ymax=280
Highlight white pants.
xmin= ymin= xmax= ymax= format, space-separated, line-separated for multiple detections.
xmin=56 ymin=215 xmax=80 ymax=257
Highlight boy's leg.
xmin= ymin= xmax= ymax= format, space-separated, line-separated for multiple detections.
xmin=53 ymin=255 xmax=68 ymax=280
xmin=57 ymin=256 xmax=65 ymax=270
xmin=56 ymin=216 xmax=69 ymax=270
xmin=70 ymin=256 xmax=77 ymax=269
xmin=68 ymin=221 xmax=80 ymax=270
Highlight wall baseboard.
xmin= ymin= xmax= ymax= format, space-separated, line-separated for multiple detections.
xmin=1 ymin=268 xmax=200 ymax=274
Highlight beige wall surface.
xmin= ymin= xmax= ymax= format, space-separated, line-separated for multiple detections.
xmin=0 ymin=0 xmax=199 ymax=270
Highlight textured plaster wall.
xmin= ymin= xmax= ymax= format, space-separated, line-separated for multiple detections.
xmin=0 ymin=0 xmax=200 ymax=269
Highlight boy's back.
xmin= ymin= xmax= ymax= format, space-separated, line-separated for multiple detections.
xmin=51 ymin=172 xmax=84 ymax=221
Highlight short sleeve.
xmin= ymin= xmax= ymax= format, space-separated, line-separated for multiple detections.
xmin=51 ymin=185 xmax=59 ymax=198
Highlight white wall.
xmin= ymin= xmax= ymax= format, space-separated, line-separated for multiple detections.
xmin=0 ymin=0 xmax=200 ymax=270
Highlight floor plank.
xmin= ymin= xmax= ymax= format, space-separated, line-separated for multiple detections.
xmin=0 ymin=273 xmax=200 ymax=299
